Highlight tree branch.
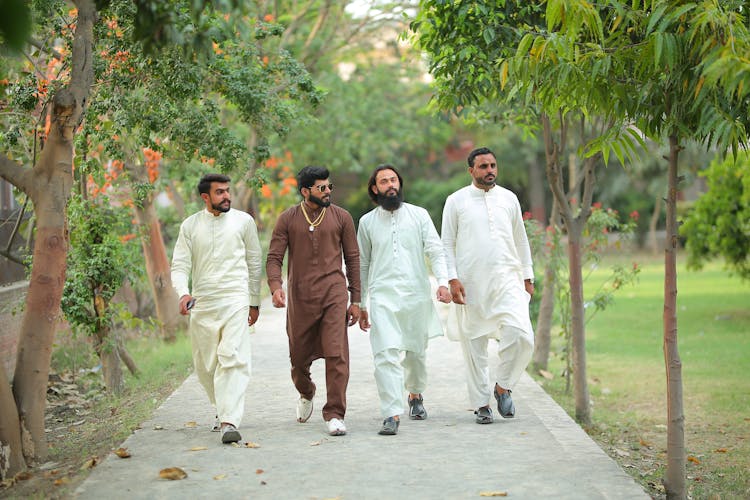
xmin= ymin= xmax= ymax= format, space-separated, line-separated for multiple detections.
xmin=0 ymin=155 xmax=31 ymax=194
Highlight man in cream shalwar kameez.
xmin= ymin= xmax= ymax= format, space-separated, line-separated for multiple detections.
xmin=171 ymin=173 xmax=262 ymax=443
xmin=357 ymin=165 xmax=451 ymax=435
xmin=441 ymin=147 xmax=535 ymax=424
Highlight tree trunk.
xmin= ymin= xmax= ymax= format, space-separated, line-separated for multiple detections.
xmin=12 ymin=118 xmax=76 ymax=463
xmin=0 ymin=366 xmax=24 ymax=479
xmin=94 ymin=328 xmax=125 ymax=395
xmin=663 ymin=135 xmax=685 ymax=499
xmin=532 ymin=201 xmax=560 ymax=371
xmin=125 ymin=162 xmax=183 ymax=341
xmin=567 ymin=222 xmax=591 ymax=425
xmin=93 ymin=294 xmax=125 ymax=394
xmin=0 ymin=0 xmax=96 ymax=465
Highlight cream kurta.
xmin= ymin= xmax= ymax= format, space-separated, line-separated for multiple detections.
xmin=172 ymin=208 xmax=262 ymax=312
xmin=358 ymin=204 xmax=448 ymax=354
xmin=441 ymin=184 xmax=534 ymax=339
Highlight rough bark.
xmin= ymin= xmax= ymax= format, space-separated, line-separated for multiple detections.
xmin=663 ymin=135 xmax=686 ymax=499
xmin=125 ymin=162 xmax=182 ymax=341
xmin=3 ymin=0 xmax=96 ymax=463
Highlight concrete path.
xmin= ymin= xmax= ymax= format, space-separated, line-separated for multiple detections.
xmin=75 ymin=294 xmax=648 ymax=500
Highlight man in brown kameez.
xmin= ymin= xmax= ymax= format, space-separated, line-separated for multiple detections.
xmin=266 ymin=165 xmax=361 ymax=436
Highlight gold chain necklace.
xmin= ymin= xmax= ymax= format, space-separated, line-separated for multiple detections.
xmin=300 ymin=201 xmax=326 ymax=232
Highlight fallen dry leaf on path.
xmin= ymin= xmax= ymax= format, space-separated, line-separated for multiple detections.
xmin=80 ymin=457 xmax=99 ymax=470
xmin=213 ymin=474 xmax=227 ymax=480
xmin=639 ymin=438 xmax=652 ymax=448
xmin=53 ymin=477 xmax=70 ymax=486
xmin=184 ymin=421 xmax=197 ymax=428
xmin=189 ymin=446 xmax=208 ymax=451
xmin=244 ymin=441 xmax=260 ymax=448
xmin=687 ymin=455 xmax=700 ymax=464
xmin=114 ymin=448 xmax=131 ymax=458
xmin=256 ymin=469 xmax=264 ymax=474
xmin=538 ymin=369 xmax=553 ymax=380
xmin=159 ymin=467 xmax=187 ymax=480
xmin=479 ymin=491 xmax=508 ymax=497
xmin=714 ymin=448 xmax=727 ymax=453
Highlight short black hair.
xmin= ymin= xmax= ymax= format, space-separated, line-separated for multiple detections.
xmin=296 ymin=165 xmax=330 ymax=194
xmin=197 ymin=173 xmax=231 ymax=195
xmin=467 ymin=147 xmax=495 ymax=168
xmin=367 ymin=164 xmax=403 ymax=203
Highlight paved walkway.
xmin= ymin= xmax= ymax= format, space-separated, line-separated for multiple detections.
xmin=75 ymin=293 xmax=648 ymax=499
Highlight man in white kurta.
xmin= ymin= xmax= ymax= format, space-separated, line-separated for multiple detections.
xmin=357 ymin=165 xmax=451 ymax=436
xmin=441 ymin=148 xmax=535 ymax=424
xmin=171 ymin=174 xmax=262 ymax=443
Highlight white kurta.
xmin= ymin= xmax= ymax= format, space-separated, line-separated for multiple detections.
xmin=171 ymin=208 xmax=262 ymax=426
xmin=171 ymin=208 xmax=262 ymax=311
xmin=441 ymin=184 xmax=534 ymax=340
xmin=358 ymin=204 xmax=448 ymax=355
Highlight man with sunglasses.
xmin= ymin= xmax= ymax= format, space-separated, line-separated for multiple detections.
xmin=266 ymin=165 xmax=361 ymax=436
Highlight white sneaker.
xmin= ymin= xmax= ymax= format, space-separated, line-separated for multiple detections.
xmin=326 ymin=418 xmax=347 ymax=436
xmin=296 ymin=397 xmax=313 ymax=423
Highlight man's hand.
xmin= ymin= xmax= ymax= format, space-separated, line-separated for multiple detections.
xmin=524 ymin=279 xmax=535 ymax=297
xmin=178 ymin=294 xmax=194 ymax=315
xmin=248 ymin=306 xmax=260 ymax=326
xmin=436 ymin=286 xmax=451 ymax=303
xmin=449 ymin=279 xmax=466 ymax=304
xmin=358 ymin=309 xmax=370 ymax=332
xmin=347 ymin=304 xmax=361 ymax=327
xmin=271 ymin=288 xmax=286 ymax=308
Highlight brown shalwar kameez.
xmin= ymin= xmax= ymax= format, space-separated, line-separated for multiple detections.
xmin=266 ymin=203 xmax=361 ymax=421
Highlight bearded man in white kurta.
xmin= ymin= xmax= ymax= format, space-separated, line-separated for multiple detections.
xmin=171 ymin=173 xmax=262 ymax=444
xmin=357 ymin=165 xmax=451 ymax=436
xmin=441 ymin=148 xmax=535 ymax=424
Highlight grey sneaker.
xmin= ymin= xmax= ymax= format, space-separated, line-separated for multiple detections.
xmin=408 ymin=395 xmax=427 ymax=420
xmin=494 ymin=387 xmax=515 ymax=418
xmin=221 ymin=424 xmax=242 ymax=443
xmin=211 ymin=416 xmax=221 ymax=432
xmin=378 ymin=416 xmax=399 ymax=435
xmin=474 ymin=406 xmax=494 ymax=424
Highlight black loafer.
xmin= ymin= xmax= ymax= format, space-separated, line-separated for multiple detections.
xmin=494 ymin=388 xmax=515 ymax=418
xmin=378 ymin=416 xmax=399 ymax=435
xmin=408 ymin=395 xmax=427 ymax=420
xmin=474 ymin=406 xmax=493 ymax=424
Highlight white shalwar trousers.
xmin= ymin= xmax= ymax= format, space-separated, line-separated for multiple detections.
xmin=190 ymin=306 xmax=251 ymax=427
xmin=373 ymin=348 xmax=427 ymax=418
xmin=459 ymin=325 xmax=533 ymax=409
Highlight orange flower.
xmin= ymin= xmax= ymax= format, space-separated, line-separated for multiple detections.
xmin=263 ymin=14 xmax=275 ymax=22
xmin=282 ymin=177 xmax=297 ymax=187
xmin=119 ymin=233 xmax=137 ymax=243
xmin=261 ymin=184 xmax=273 ymax=199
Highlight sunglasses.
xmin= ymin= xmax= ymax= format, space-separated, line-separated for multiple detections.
xmin=309 ymin=183 xmax=334 ymax=193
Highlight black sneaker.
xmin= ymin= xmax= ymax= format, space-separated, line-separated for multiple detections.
xmin=408 ymin=395 xmax=427 ymax=420
xmin=494 ymin=387 xmax=515 ymax=418
xmin=378 ymin=416 xmax=399 ymax=435
xmin=474 ymin=406 xmax=493 ymax=424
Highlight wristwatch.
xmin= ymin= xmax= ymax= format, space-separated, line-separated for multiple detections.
xmin=351 ymin=302 xmax=361 ymax=307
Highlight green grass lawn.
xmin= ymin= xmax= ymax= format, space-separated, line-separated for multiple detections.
xmin=535 ymin=253 xmax=750 ymax=498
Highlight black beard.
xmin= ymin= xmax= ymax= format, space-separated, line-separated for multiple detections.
xmin=212 ymin=200 xmax=231 ymax=212
xmin=308 ymin=193 xmax=331 ymax=208
xmin=376 ymin=191 xmax=403 ymax=211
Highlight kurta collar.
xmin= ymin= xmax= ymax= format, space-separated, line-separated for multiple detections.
xmin=469 ymin=183 xmax=496 ymax=195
